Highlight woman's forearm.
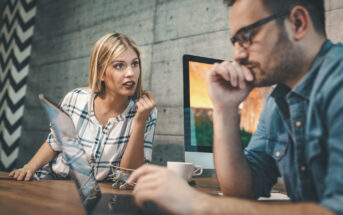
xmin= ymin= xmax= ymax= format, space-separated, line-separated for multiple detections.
xmin=25 ymin=141 xmax=58 ymax=171
xmin=120 ymin=121 xmax=146 ymax=169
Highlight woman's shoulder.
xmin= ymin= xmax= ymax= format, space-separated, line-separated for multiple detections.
xmin=61 ymin=87 xmax=91 ymax=107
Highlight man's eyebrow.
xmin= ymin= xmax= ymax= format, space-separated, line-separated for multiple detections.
xmin=232 ymin=28 xmax=243 ymax=38
xmin=232 ymin=23 xmax=252 ymax=37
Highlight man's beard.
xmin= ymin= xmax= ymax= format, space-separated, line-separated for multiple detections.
xmin=252 ymin=28 xmax=304 ymax=87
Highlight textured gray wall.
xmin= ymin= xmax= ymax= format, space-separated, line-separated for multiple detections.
xmin=17 ymin=0 xmax=343 ymax=167
xmin=326 ymin=0 xmax=343 ymax=43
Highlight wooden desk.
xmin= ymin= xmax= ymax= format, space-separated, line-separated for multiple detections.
xmin=0 ymin=171 xmax=220 ymax=215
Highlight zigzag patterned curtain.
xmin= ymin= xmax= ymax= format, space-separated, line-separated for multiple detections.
xmin=0 ymin=0 xmax=36 ymax=171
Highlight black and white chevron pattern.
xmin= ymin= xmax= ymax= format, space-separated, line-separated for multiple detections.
xmin=0 ymin=0 xmax=36 ymax=171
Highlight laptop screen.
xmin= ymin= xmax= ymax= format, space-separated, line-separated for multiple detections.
xmin=39 ymin=95 xmax=101 ymax=211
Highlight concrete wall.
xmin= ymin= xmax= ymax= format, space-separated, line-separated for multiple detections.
xmin=16 ymin=0 xmax=343 ymax=167
xmin=326 ymin=0 xmax=343 ymax=43
xmin=17 ymin=0 xmax=231 ymax=167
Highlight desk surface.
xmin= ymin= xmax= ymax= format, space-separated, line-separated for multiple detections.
xmin=0 ymin=171 xmax=220 ymax=215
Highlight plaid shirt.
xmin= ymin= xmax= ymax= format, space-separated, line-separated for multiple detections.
xmin=36 ymin=88 xmax=157 ymax=181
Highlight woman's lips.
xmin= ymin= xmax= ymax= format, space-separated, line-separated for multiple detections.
xmin=123 ymin=81 xmax=136 ymax=89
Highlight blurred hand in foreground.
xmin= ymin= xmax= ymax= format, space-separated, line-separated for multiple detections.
xmin=127 ymin=164 xmax=204 ymax=215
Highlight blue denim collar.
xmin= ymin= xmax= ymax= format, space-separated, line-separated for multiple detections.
xmin=271 ymin=84 xmax=291 ymax=99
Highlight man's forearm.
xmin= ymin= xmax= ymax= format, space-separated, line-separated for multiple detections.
xmin=213 ymin=107 xmax=253 ymax=197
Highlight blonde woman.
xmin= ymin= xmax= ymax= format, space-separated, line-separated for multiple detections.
xmin=10 ymin=33 xmax=157 ymax=181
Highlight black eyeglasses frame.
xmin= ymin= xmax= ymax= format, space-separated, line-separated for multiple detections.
xmin=230 ymin=10 xmax=290 ymax=48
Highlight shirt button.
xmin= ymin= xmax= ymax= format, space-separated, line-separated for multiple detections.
xmin=275 ymin=152 xmax=281 ymax=157
xmin=300 ymin=165 xmax=306 ymax=172
xmin=296 ymin=121 xmax=302 ymax=127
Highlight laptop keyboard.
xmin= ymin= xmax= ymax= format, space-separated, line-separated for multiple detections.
xmin=108 ymin=195 xmax=140 ymax=213
xmin=102 ymin=194 xmax=169 ymax=215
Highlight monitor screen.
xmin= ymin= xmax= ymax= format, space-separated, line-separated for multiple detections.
xmin=183 ymin=55 xmax=273 ymax=153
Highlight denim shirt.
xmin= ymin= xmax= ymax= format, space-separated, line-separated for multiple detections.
xmin=244 ymin=40 xmax=343 ymax=214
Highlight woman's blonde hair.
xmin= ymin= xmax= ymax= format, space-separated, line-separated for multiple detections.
xmin=88 ymin=33 xmax=143 ymax=105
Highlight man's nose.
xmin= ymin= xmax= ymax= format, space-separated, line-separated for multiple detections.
xmin=233 ymin=42 xmax=248 ymax=62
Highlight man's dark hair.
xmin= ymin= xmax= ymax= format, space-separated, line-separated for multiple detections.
xmin=225 ymin=0 xmax=326 ymax=37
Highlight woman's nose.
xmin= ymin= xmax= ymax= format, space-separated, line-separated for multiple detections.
xmin=125 ymin=66 xmax=134 ymax=77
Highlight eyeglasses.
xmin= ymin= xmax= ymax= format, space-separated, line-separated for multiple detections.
xmin=230 ymin=11 xmax=290 ymax=48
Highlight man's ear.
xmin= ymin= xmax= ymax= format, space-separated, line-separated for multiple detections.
xmin=288 ymin=6 xmax=310 ymax=41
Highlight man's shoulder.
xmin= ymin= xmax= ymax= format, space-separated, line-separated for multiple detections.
xmin=312 ymin=42 xmax=343 ymax=93
xmin=324 ymin=42 xmax=343 ymax=65
xmin=329 ymin=42 xmax=343 ymax=55
xmin=307 ymin=42 xmax=343 ymax=114
xmin=322 ymin=41 xmax=343 ymax=64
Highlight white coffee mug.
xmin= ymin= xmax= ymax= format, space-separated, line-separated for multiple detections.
xmin=167 ymin=161 xmax=203 ymax=181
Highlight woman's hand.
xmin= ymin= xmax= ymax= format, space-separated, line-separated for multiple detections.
xmin=9 ymin=164 xmax=37 ymax=181
xmin=8 ymin=141 xmax=57 ymax=181
xmin=134 ymin=91 xmax=156 ymax=123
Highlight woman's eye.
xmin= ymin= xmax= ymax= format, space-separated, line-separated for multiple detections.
xmin=114 ymin=63 xmax=124 ymax=69
xmin=131 ymin=61 xmax=139 ymax=67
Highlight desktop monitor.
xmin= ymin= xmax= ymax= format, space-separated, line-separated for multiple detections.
xmin=183 ymin=54 xmax=272 ymax=169
xmin=183 ymin=55 xmax=221 ymax=169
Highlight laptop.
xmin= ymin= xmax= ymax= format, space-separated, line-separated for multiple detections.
xmin=38 ymin=94 xmax=168 ymax=215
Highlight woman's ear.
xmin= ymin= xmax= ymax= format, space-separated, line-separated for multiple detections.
xmin=288 ymin=6 xmax=310 ymax=41
xmin=100 ymin=72 xmax=105 ymax=81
